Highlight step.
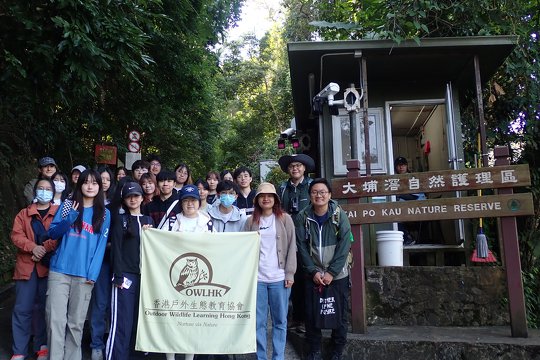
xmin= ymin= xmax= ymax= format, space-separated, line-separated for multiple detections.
xmin=287 ymin=326 xmax=540 ymax=359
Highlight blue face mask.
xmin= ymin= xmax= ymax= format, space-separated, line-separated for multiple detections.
xmin=35 ymin=189 xmax=53 ymax=204
xmin=219 ymin=194 xmax=236 ymax=208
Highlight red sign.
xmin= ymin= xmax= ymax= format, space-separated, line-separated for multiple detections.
xmin=128 ymin=142 xmax=141 ymax=153
xmin=95 ymin=144 xmax=118 ymax=165
xmin=129 ymin=130 xmax=141 ymax=142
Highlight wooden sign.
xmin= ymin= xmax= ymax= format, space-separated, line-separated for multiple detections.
xmin=94 ymin=144 xmax=117 ymax=165
xmin=332 ymin=164 xmax=530 ymax=198
xmin=341 ymin=193 xmax=534 ymax=225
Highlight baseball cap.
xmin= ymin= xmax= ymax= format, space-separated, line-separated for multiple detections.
xmin=180 ymin=184 xmax=200 ymax=201
xmin=121 ymin=182 xmax=144 ymax=198
xmin=394 ymin=157 xmax=408 ymax=166
xmin=38 ymin=157 xmax=57 ymax=168
xmin=71 ymin=165 xmax=86 ymax=173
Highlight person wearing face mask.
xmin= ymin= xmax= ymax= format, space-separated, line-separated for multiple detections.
xmin=207 ymin=180 xmax=247 ymax=233
xmin=51 ymin=171 xmax=71 ymax=205
xmin=10 ymin=178 xmax=59 ymax=360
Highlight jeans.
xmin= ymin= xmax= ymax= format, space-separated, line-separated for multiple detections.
xmin=304 ymin=276 xmax=349 ymax=355
xmin=12 ymin=268 xmax=47 ymax=356
xmin=256 ymin=281 xmax=291 ymax=360
xmin=90 ymin=259 xmax=111 ymax=350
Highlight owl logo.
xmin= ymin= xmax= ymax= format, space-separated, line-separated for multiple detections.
xmin=176 ymin=258 xmax=200 ymax=288
xmin=170 ymin=252 xmax=228 ymax=295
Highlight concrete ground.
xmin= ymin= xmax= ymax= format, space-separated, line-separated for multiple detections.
xmin=0 ymin=283 xmax=301 ymax=360
xmin=3 ymin=282 xmax=540 ymax=360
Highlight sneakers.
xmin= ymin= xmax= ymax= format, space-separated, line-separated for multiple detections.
xmin=10 ymin=356 xmax=24 ymax=360
xmin=91 ymin=348 xmax=104 ymax=360
xmin=36 ymin=345 xmax=49 ymax=360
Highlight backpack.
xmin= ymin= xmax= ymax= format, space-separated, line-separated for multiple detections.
xmin=303 ymin=205 xmax=354 ymax=269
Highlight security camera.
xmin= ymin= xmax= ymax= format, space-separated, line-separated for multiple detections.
xmin=280 ymin=128 xmax=295 ymax=139
xmin=315 ymin=82 xmax=340 ymax=105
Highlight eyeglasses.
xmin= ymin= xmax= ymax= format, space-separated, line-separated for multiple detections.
xmin=151 ymin=162 xmax=161 ymax=167
xmin=288 ymin=163 xmax=304 ymax=169
xmin=310 ymin=190 xmax=329 ymax=197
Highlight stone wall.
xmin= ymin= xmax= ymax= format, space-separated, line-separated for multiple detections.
xmin=365 ymin=266 xmax=509 ymax=326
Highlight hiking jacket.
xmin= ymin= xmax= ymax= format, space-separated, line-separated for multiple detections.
xmin=11 ymin=203 xmax=59 ymax=280
xmin=279 ymin=177 xmax=312 ymax=222
xmin=111 ymin=213 xmax=154 ymax=285
xmin=295 ymin=199 xmax=351 ymax=280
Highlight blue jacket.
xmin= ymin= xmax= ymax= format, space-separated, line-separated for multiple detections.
xmin=48 ymin=201 xmax=111 ymax=282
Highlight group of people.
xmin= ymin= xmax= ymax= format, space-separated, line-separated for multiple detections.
xmin=11 ymin=152 xmax=353 ymax=360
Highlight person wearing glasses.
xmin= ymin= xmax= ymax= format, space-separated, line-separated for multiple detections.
xmin=295 ymin=178 xmax=352 ymax=360
xmin=277 ymin=153 xmax=315 ymax=333
xmin=147 ymin=155 xmax=162 ymax=177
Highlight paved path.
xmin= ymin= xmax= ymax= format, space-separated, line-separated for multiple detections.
xmin=0 ymin=284 xmax=302 ymax=360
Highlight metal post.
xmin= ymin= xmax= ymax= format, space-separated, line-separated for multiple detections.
xmin=494 ymin=146 xmax=528 ymax=337
xmin=361 ymin=57 xmax=371 ymax=175
xmin=349 ymin=83 xmax=358 ymax=160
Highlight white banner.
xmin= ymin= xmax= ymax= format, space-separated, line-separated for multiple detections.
xmin=136 ymin=229 xmax=260 ymax=354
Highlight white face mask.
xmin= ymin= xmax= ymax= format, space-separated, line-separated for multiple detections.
xmin=54 ymin=180 xmax=66 ymax=193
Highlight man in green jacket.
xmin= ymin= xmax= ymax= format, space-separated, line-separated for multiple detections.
xmin=295 ymin=178 xmax=352 ymax=360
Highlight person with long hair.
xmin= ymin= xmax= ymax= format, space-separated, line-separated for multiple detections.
xmin=205 ymin=170 xmax=220 ymax=205
xmin=10 ymin=178 xmax=59 ymax=360
xmin=115 ymin=166 xmax=127 ymax=182
xmin=244 ymin=182 xmax=296 ymax=360
xmin=173 ymin=163 xmax=193 ymax=192
xmin=52 ymin=171 xmax=70 ymax=205
xmin=88 ymin=167 xmax=116 ymax=359
xmin=45 ymin=169 xmax=111 ymax=360
xmin=98 ymin=166 xmax=116 ymax=206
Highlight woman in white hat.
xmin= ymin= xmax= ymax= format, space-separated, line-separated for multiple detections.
xmin=244 ymin=182 xmax=297 ymax=360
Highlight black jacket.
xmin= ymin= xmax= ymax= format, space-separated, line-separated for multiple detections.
xmin=111 ymin=213 xmax=153 ymax=285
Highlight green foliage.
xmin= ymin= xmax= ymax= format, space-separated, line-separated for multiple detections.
xmin=215 ymin=27 xmax=295 ymax=177
xmin=523 ymin=267 xmax=540 ymax=328
xmin=0 ymin=0 xmax=243 ymax=277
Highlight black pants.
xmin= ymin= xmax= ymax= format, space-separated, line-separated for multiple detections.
xmin=304 ymin=276 xmax=349 ymax=354
xmin=290 ymin=252 xmax=305 ymax=322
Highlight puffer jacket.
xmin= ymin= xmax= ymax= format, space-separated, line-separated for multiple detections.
xmin=294 ymin=199 xmax=352 ymax=280
xmin=11 ymin=203 xmax=59 ymax=280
